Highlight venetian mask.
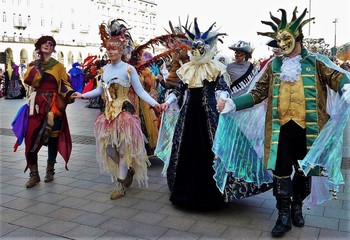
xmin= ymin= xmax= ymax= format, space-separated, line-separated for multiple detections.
xmin=191 ymin=39 xmax=206 ymax=58
xmin=276 ymin=30 xmax=295 ymax=55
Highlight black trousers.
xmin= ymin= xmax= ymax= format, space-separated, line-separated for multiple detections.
xmin=273 ymin=120 xmax=311 ymax=200
xmin=273 ymin=120 xmax=307 ymax=176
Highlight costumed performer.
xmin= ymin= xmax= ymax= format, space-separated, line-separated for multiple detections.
xmin=72 ymin=18 xmax=161 ymax=200
xmin=215 ymin=7 xmax=350 ymax=237
xmin=12 ymin=35 xmax=76 ymax=188
xmin=157 ymin=17 xmax=230 ymax=210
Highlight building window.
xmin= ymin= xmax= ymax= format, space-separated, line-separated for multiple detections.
xmin=18 ymin=14 xmax=22 ymax=25
xmin=41 ymin=17 xmax=44 ymax=27
xmin=2 ymin=12 xmax=6 ymax=22
xmin=71 ymin=22 xmax=75 ymax=30
xmin=27 ymin=15 xmax=31 ymax=25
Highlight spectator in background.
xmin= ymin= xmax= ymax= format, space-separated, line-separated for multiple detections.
xmin=226 ymin=40 xmax=259 ymax=97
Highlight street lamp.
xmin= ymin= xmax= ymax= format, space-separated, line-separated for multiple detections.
xmin=308 ymin=0 xmax=311 ymax=36
xmin=333 ymin=18 xmax=338 ymax=47
xmin=331 ymin=18 xmax=338 ymax=56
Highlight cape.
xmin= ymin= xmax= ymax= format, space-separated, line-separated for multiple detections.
xmin=212 ymin=53 xmax=350 ymax=206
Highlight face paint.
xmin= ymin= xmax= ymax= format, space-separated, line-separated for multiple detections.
xmin=276 ymin=30 xmax=296 ymax=55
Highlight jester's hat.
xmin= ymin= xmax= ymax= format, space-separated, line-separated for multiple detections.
xmin=257 ymin=7 xmax=315 ymax=40
xmin=98 ymin=18 xmax=134 ymax=52
xmin=182 ymin=17 xmax=227 ymax=48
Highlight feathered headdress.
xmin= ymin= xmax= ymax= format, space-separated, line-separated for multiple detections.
xmin=99 ymin=18 xmax=134 ymax=55
xmin=128 ymin=17 xmax=191 ymax=73
xmin=257 ymin=7 xmax=315 ymax=40
xmin=182 ymin=17 xmax=227 ymax=48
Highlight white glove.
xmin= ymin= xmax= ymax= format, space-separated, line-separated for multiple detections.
xmin=221 ymin=97 xmax=236 ymax=114
xmin=341 ymin=83 xmax=350 ymax=104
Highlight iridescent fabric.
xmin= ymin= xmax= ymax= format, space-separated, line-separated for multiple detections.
xmin=213 ymin=102 xmax=273 ymax=193
xmin=298 ymin=92 xmax=350 ymax=206
xmin=154 ymin=102 xmax=181 ymax=176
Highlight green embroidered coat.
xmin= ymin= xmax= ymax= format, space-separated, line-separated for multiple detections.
xmin=233 ymin=48 xmax=349 ymax=170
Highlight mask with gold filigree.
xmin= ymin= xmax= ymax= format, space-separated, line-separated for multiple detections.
xmin=257 ymin=7 xmax=314 ymax=55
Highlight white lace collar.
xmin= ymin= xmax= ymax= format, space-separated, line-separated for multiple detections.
xmin=280 ymin=55 xmax=302 ymax=82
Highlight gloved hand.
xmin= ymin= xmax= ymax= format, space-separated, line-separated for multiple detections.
xmin=217 ymin=97 xmax=236 ymax=114
xmin=341 ymin=83 xmax=350 ymax=104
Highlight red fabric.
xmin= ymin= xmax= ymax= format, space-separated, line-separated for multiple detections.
xmin=13 ymin=140 xmax=19 ymax=152
xmin=24 ymin=73 xmax=72 ymax=171
xmin=82 ymin=79 xmax=94 ymax=94
xmin=58 ymin=113 xmax=72 ymax=170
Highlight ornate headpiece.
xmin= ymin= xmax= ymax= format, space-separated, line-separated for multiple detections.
xmin=182 ymin=17 xmax=226 ymax=49
xmin=257 ymin=7 xmax=314 ymax=40
xmin=98 ymin=18 xmax=134 ymax=55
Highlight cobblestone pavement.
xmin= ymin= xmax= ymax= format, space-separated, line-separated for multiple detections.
xmin=0 ymin=98 xmax=349 ymax=240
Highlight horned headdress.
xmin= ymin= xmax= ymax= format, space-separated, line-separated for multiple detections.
xmin=257 ymin=7 xmax=315 ymax=40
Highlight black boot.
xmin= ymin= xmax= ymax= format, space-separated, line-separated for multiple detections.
xmin=291 ymin=198 xmax=304 ymax=227
xmin=291 ymin=173 xmax=311 ymax=227
xmin=271 ymin=176 xmax=293 ymax=237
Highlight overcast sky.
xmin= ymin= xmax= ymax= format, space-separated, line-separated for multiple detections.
xmin=154 ymin=0 xmax=349 ymax=59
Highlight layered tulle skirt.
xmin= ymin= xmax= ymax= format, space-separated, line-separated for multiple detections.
xmin=94 ymin=111 xmax=150 ymax=186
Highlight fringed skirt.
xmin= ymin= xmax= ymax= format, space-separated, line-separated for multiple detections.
xmin=94 ymin=111 xmax=150 ymax=186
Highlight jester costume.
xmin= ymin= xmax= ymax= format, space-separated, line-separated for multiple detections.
xmin=18 ymin=56 xmax=75 ymax=173
xmin=213 ymin=7 xmax=350 ymax=237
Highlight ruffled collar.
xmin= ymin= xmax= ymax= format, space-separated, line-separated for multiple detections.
xmin=280 ymin=55 xmax=302 ymax=82
xmin=176 ymin=60 xmax=226 ymax=88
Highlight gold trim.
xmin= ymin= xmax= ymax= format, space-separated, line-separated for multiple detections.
xmin=272 ymin=130 xmax=280 ymax=133
xmin=273 ymin=174 xmax=290 ymax=179
xmin=272 ymin=141 xmax=279 ymax=144
xmin=306 ymin=134 xmax=317 ymax=138
xmin=301 ymin=74 xmax=315 ymax=77
xmin=305 ymin=97 xmax=316 ymax=100
xmin=304 ymin=86 xmax=315 ymax=89
xmin=306 ymin=122 xmax=318 ymax=125
xmin=306 ymin=110 xmax=317 ymax=113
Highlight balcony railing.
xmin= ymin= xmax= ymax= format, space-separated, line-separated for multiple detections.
xmin=13 ymin=23 xmax=27 ymax=30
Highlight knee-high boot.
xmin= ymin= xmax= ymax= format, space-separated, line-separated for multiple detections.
xmin=291 ymin=173 xmax=311 ymax=227
xmin=271 ymin=176 xmax=293 ymax=237
xmin=25 ymin=165 xmax=41 ymax=188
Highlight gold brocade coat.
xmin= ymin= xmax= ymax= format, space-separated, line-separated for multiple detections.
xmin=249 ymin=49 xmax=349 ymax=169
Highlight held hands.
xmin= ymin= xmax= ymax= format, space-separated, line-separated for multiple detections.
xmin=160 ymin=102 xmax=169 ymax=112
xmin=71 ymin=92 xmax=83 ymax=99
xmin=216 ymin=98 xmax=226 ymax=113
xmin=153 ymin=104 xmax=162 ymax=114
xmin=216 ymin=97 xmax=236 ymax=114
